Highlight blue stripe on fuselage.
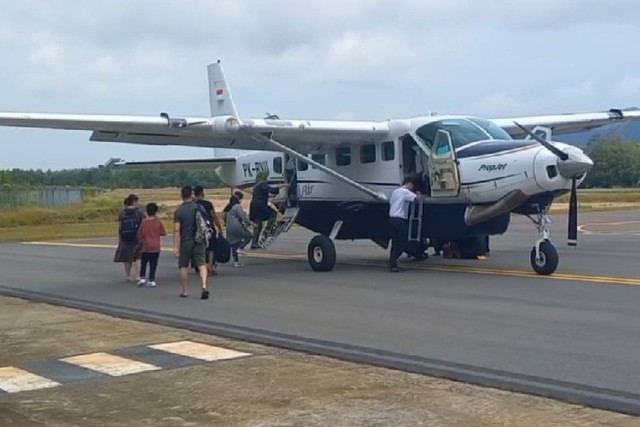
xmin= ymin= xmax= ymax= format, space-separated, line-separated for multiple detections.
xmin=457 ymin=140 xmax=537 ymax=159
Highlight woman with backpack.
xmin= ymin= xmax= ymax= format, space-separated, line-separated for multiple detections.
xmin=114 ymin=194 xmax=145 ymax=282
xmin=222 ymin=191 xmax=253 ymax=267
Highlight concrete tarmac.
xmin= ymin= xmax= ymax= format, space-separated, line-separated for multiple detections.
xmin=5 ymin=296 xmax=640 ymax=426
xmin=1 ymin=209 xmax=639 ymax=415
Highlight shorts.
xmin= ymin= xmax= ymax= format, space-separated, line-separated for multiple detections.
xmin=178 ymin=239 xmax=206 ymax=269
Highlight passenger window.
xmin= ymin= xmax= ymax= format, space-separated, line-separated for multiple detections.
xmin=360 ymin=144 xmax=376 ymax=164
xmin=336 ymin=146 xmax=351 ymax=166
xmin=311 ymin=154 xmax=326 ymax=169
xmin=298 ymin=157 xmax=309 ymax=171
xmin=273 ymin=156 xmax=283 ymax=174
xmin=382 ymin=141 xmax=395 ymax=161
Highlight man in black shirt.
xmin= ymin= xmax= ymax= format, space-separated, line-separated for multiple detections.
xmin=249 ymin=171 xmax=287 ymax=249
xmin=194 ymin=185 xmax=222 ymax=274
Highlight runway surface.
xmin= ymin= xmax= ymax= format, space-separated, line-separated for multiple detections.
xmin=1 ymin=209 xmax=639 ymax=415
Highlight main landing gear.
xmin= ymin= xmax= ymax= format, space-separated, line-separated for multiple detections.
xmin=527 ymin=211 xmax=559 ymax=275
xmin=307 ymin=221 xmax=342 ymax=272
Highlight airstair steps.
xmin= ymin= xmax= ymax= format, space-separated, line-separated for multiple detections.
xmin=258 ymin=207 xmax=299 ymax=249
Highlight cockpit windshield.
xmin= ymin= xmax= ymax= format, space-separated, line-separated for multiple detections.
xmin=415 ymin=117 xmax=512 ymax=150
xmin=468 ymin=117 xmax=513 ymax=141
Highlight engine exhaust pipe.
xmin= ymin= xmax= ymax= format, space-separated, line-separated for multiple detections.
xmin=464 ymin=189 xmax=528 ymax=226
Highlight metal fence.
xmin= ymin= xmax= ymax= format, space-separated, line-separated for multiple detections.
xmin=0 ymin=186 xmax=94 ymax=209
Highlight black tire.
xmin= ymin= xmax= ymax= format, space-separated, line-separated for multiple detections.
xmin=530 ymin=240 xmax=559 ymax=275
xmin=308 ymin=235 xmax=336 ymax=272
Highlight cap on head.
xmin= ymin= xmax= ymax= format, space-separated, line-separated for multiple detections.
xmin=256 ymin=171 xmax=269 ymax=182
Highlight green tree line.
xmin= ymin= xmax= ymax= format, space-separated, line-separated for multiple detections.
xmin=0 ymin=167 xmax=224 ymax=189
xmin=582 ymin=135 xmax=640 ymax=188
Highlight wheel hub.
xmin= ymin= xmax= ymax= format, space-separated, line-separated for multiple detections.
xmin=535 ymin=251 xmax=546 ymax=266
xmin=313 ymin=247 xmax=323 ymax=263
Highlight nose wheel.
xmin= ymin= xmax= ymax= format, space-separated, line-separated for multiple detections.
xmin=530 ymin=239 xmax=558 ymax=275
xmin=527 ymin=210 xmax=559 ymax=275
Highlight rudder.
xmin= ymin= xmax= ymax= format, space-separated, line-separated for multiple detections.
xmin=207 ymin=60 xmax=239 ymax=118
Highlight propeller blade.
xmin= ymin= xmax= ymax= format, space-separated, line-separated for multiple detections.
xmin=568 ymin=177 xmax=578 ymax=246
xmin=513 ymin=121 xmax=569 ymax=161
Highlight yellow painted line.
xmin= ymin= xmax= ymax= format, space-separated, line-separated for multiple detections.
xmin=60 ymin=352 xmax=161 ymax=376
xmin=0 ymin=366 xmax=60 ymax=393
xmin=22 ymin=241 xmax=303 ymax=259
xmin=23 ymin=241 xmax=119 ymax=249
xmin=21 ymin=241 xmax=640 ymax=286
xmin=148 ymin=340 xmax=251 ymax=361
xmin=344 ymin=260 xmax=640 ymax=286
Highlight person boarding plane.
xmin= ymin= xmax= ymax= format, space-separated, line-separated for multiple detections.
xmin=1 ymin=60 xmax=639 ymax=275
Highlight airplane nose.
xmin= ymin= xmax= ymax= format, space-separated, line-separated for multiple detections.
xmin=556 ymin=151 xmax=593 ymax=179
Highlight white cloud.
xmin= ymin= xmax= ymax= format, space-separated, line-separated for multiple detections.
xmin=1 ymin=1 xmax=640 ymax=168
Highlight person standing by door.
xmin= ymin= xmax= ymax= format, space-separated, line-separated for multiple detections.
xmin=388 ymin=177 xmax=423 ymax=272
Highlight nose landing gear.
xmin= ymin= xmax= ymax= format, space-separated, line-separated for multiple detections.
xmin=527 ymin=210 xmax=559 ymax=275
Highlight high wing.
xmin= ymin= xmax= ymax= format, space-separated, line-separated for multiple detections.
xmin=0 ymin=61 xmax=391 ymax=156
xmin=1 ymin=60 xmax=638 ymax=155
xmin=492 ymin=108 xmax=640 ymax=139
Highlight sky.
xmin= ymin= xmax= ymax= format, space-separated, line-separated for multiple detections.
xmin=1 ymin=0 xmax=640 ymax=170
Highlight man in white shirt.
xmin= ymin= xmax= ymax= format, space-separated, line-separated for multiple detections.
xmin=388 ymin=177 xmax=424 ymax=272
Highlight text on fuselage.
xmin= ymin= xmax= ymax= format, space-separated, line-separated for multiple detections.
xmin=242 ymin=161 xmax=270 ymax=177
xmin=299 ymin=183 xmax=314 ymax=197
xmin=478 ymin=163 xmax=507 ymax=172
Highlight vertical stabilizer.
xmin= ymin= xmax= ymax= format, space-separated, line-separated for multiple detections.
xmin=207 ymin=60 xmax=239 ymax=118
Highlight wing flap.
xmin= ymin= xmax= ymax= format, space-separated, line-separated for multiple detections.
xmin=109 ymin=157 xmax=236 ymax=170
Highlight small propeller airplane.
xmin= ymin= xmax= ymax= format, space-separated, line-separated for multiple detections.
xmin=1 ymin=60 xmax=639 ymax=275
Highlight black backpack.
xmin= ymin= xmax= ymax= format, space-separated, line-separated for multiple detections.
xmin=214 ymin=236 xmax=231 ymax=263
xmin=119 ymin=209 xmax=140 ymax=242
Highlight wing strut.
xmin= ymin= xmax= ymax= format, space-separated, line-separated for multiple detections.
xmin=251 ymin=133 xmax=388 ymax=202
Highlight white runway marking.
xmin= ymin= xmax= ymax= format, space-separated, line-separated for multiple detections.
xmin=0 ymin=366 xmax=60 ymax=393
xmin=148 ymin=340 xmax=251 ymax=362
xmin=60 ymin=352 xmax=161 ymax=376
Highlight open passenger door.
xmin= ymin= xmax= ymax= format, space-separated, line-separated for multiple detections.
xmin=428 ymin=129 xmax=460 ymax=197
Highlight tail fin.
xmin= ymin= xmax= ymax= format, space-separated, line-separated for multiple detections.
xmin=207 ymin=60 xmax=239 ymax=118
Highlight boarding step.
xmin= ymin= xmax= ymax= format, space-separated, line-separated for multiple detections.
xmin=407 ymin=199 xmax=424 ymax=242
xmin=258 ymin=207 xmax=299 ymax=249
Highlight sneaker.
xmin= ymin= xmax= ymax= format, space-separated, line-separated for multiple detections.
xmin=233 ymin=262 xmax=241 ymax=268
xmin=145 ymin=281 xmax=156 ymax=288
xmin=200 ymin=289 xmax=209 ymax=300
xmin=137 ymin=278 xmax=147 ymax=287
xmin=237 ymin=249 xmax=246 ymax=256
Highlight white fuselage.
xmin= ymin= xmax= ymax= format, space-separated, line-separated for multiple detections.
xmin=215 ymin=124 xmax=585 ymax=209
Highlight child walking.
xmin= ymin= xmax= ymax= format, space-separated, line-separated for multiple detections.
xmin=137 ymin=203 xmax=166 ymax=287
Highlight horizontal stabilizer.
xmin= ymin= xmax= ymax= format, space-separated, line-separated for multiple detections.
xmin=106 ymin=157 xmax=236 ymax=170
